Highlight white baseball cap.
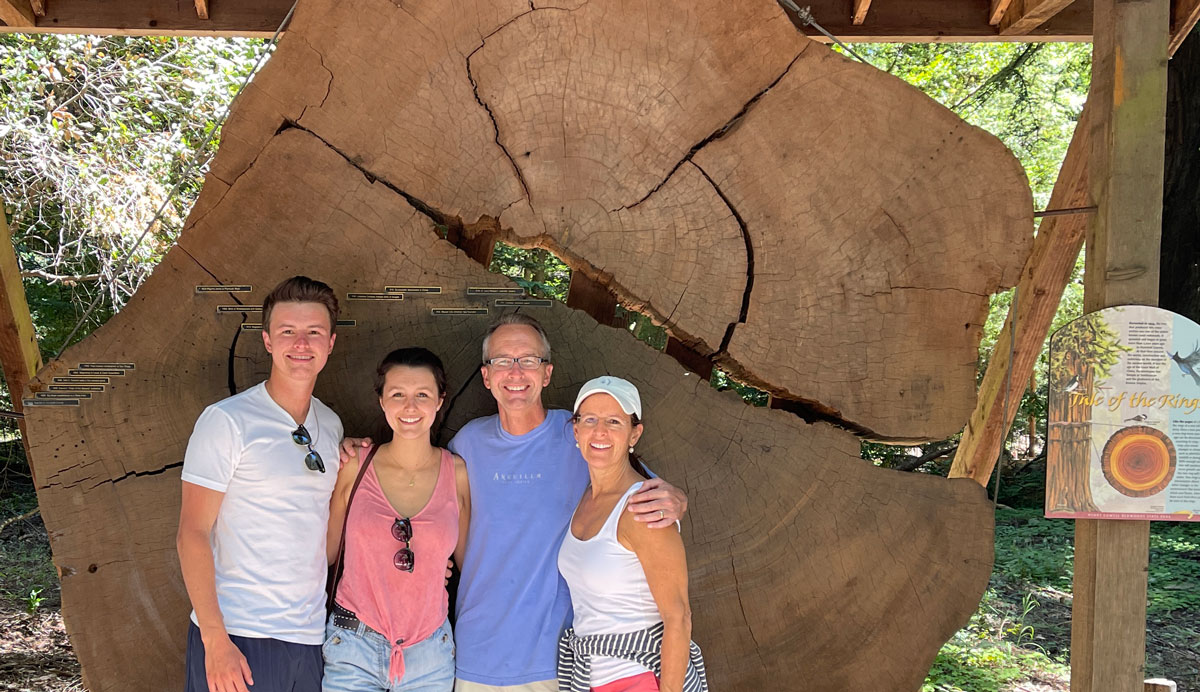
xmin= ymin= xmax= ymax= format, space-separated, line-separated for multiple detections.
xmin=573 ymin=376 xmax=643 ymax=419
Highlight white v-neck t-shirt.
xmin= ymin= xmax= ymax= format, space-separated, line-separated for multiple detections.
xmin=181 ymin=381 xmax=342 ymax=644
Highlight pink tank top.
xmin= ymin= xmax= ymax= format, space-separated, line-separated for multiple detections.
xmin=335 ymin=447 xmax=459 ymax=683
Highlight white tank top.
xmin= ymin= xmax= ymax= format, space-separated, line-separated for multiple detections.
xmin=558 ymin=481 xmax=663 ymax=686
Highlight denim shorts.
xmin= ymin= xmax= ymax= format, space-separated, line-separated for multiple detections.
xmin=323 ymin=614 xmax=455 ymax=692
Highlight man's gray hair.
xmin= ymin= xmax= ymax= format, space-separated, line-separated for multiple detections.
xmin=481 ymin=313 xmax=552 ymax=363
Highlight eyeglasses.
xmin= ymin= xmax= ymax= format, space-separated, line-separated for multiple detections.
xmin=291 ymin=424 xmax=326 ymax=473
xmin=574 ymin=415 xmax=631 ymax=430
xmin=484 ymin=356 xmax=549 ymax=370
xmin=391 ymin=517 xmax=415 ymax=572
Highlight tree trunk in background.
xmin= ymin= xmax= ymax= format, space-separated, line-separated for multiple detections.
xmin=21 ymin=0 xmax=1037 ymax=689
xmin=1162 ymin=29 xmax=1200 ymax=323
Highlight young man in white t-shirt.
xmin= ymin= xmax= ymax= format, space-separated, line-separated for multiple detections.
xmin=177 ymin=276 xmax=343 ymax=692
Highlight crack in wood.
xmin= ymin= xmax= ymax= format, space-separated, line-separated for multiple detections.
xmin=615 ymin=50 xmax=807 ymax=214
xmin=266 ymin=122 xmax=896 ymax=442
xmin=694 ymin=164 xmax=754 ymax=357
xmin=460 ymin=8 xmax=537 ymax=205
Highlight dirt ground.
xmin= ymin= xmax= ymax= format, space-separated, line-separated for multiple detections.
xmin=0 ymin=603 xmax=83 ymax=692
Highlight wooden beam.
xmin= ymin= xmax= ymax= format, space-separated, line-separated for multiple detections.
xmin=0 ymin=0 xmax=1095 ymax=41
xmin=990 ymin=0 xmax=1016 ymax=26
xmin=0 ymin=210 xmax=44 ymax=474
xmin=0 ymin=211 xmax=41 ymax=400
xmin=790 ymin=0 xmax=1093 ymax=42
xmin=194 ymin=0 xmax=209 ymax=20
xmin=851 ymin=0 xmax=872 ymax=25
xmin=1071 ymin=0 xmax=1168 ymax=690
xmin=1000 ymin=0 xmax=1077 ymax=36
xmin=948 ymin=105 xmax=1093 ymax=486
xmin=29 ymin=0 xmax=44 ymax=18
xmin=8 ymin=0 xmax=293 ymax=36
xmin=0 ymin=0 xmax=35 ymax=27
xmin=1170 ymin=0 xmax=1200 ymax=54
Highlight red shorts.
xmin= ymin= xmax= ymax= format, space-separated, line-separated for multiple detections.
xmin=591 ymin=671 xmax=660 ymax=692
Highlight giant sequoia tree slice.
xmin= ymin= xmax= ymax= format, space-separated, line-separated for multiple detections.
xmin=22 ymin=0 xmax=1019 ymax=689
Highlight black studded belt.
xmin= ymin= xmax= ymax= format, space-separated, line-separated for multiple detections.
xmin=330 ymin=603 xmax=406 ymax=645
xmin=331 ymin=603 xmax=373 ymax=634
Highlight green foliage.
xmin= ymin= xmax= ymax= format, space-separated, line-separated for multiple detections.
xmin=924 ymin=587 xmax=1067 ymax=691
xmin=614 ymin=305 xmax=667 ymax=351
xmin=710 ymin=368 xmax=768 ymax=407
xmin=0 ymin=34 xmax=267 ymax=355
xmin=25 ymin=586 xmax=45 ymax=614
xmin=1147 ymin=524 xmax=1200 ymax=616
xmin=851 ymin=43 xmax=1090 ymax=207
xmin=993 ymin=509 xmax=1074 ymax=588
xmin=0 ymin=492 xmax=58 ymax=609
xmin=488 ymin=242 xmax=571 ymax=302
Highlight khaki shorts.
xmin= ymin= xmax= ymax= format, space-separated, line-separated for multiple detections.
xmin=454 ymin=679 xmax=558 ymax=692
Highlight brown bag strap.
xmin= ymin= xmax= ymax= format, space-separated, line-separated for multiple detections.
xmin=327 ymin=444 xmax=378 ymax=611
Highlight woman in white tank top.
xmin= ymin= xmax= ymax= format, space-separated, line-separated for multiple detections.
xmin=557 ymin=377 xmax=707 ymax=692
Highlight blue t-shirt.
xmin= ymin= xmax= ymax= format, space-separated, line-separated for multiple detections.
xmin=449 ymin=409 xmax=590 ymax=686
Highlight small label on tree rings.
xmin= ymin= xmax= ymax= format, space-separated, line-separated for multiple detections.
xmin=23 ymin=398 xmax=80 ymax=407
xmin=78 ymin=362 xmax=135 ymax=370
xmin=494 ymin=299 xmax=553 ymax=308
xmin=336 ymin=320 xmax=356 ymax=327
xmin=467 ymin=287 xmax=525 ymax=296
xmin=69 ymin=369 xmax=124 ymax=376
xmin=217 ymin=305 xmax=263 ymax=313
xmin=36 ymin=392 xmax=92 ymax=400
xmin=346 ymin=293 xmax=405 ymax=301
xmin=196 ymin=285 xmax=253 ymax=293
xmin=433 ymin=307 xmax=489 ymax=316
xmin=53 ymin=376 xmax=110 ymax=384
xmin=49 ymin=384 xmax=105 ymax=392
xmin=385 ymin=286 xmax=442 ymax=294
xmin=240 ymin=323 xmax=263 ymax=331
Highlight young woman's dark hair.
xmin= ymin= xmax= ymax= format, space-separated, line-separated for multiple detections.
xmin=373 ymin=347 xmax=448 ymax=398
xmin=372 ymin=347 xmax=449 ymax=442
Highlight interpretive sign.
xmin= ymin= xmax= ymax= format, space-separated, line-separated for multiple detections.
xmin=1047 ymin=305 xmax=1200 ymax=521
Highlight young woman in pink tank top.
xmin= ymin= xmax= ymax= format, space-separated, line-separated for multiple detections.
xmin=323 ymin=348 xmax=471 ymax=692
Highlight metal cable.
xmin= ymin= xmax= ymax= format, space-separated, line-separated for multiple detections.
xmin=778 ymin=0 xmax=873 ymax=65
xmin=53 ymin=0 xmax=300 ymax=357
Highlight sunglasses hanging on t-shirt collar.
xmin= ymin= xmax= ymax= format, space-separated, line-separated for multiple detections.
xmin=290 ymin=422 xmax=326 ymax=473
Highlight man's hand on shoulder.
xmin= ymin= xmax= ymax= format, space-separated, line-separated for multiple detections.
xmin=338 ymin=437 xmax=372 ymax=468
xmin=627 ymin=477 xmax=687 ymax=529
xmin=202 ymin=631 xmax=253 ymax=692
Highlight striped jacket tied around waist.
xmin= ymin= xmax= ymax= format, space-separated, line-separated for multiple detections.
xmin=557 ymin=621 xmax=709 ymax=692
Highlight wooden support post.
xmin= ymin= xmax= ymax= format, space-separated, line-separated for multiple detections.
xmin=0 ymin=0 xmax=35 ymax=27
xmin=194 ymin=0 xmax=209 ymax=20
xmin=851 ymin=0 xmax=872 ymax=25
xmin=1071 ymin=0 xmax=1169 ymax=690
xmin=1170 ymin=0 xmax=1200 ymax=55
xmin=0 ymin=210 xmax=43 ymax=471
xmin=1000 ymin=0 xmax=1077 ymax=35
xmin=949 ymin=105 xmax=1093 ymax=485
xmin=990 ymin=0 xmax=1016 ymax=25
xmin=29 ymin=0 xmax=44 ymax=17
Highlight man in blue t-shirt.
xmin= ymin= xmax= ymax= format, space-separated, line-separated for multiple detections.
xmin=342 ymin=314 xmax=686 ymax=692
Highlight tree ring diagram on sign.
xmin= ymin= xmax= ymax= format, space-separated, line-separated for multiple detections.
xmin=1101 ymin=425 xmax=1177 ymax=497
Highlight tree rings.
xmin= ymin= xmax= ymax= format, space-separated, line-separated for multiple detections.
xmin=1101 ymin=425 xmax=1177 ymax=497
